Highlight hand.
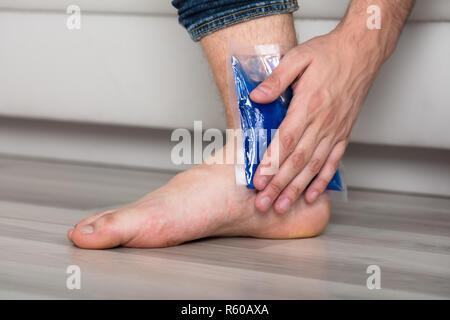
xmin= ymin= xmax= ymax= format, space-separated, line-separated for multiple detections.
xmin=250 ymin=29 xmax=386 ymax=213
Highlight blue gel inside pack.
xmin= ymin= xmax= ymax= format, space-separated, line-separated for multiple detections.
xmin=231 ymin=55 xmax=343 ymax=191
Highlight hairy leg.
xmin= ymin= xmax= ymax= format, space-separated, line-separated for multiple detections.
xmin=200 ymin=14 xmax=297 ymax=125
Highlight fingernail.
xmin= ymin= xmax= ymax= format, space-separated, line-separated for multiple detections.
xmin=253 ymin=85 xmax=270 ymax=96
xmin=277 ymin=197 xmax=292 ymax=213
xmin=77 ymin=224 xmax=94 ymax=234
xmin=259 ymin=196 xmax=272 ymax=211
xmin=310 ymin=191 xmax=319 ymax=201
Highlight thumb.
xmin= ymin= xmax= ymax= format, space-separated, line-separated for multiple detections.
xmin=250 ymin=48 xmax=310 ymax=103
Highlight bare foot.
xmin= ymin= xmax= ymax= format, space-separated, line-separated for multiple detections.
xmin=68 ymin=161 xmax=330 ymax=249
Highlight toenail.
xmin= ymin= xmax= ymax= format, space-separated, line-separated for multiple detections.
xmin=277 ymin=197 xmax=291 ymax=213
xmin=259 ymin=196 xmax=271 ymax=211
xmin=77 ymin=224 xmax=94 ymax=234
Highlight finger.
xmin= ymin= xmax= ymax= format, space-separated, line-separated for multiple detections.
xmin=305 ymin=140 xmax=347 ymax=203
xmin=253 ymin=95 xmax=308 ymax=190
xmin=250 ymin=48 xmax=311 ymax=103
xmin=254 ymin=126 xmax=318 ymax=212
xmin=274 ymin=138 xmax=333 ymax=214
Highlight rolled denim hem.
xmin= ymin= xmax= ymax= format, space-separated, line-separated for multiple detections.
xmin=188 ymin=1 xmax=299 ymax=42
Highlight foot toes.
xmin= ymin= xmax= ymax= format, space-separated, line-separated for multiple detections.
xmin=70 ymin=212 xmax=123 ymax=249
xmin=67 ymin=210 xmax=116 ymax=244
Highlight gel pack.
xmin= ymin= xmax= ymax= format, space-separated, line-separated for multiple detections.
xmin=230 ymin=46 xmax=344 ymax=193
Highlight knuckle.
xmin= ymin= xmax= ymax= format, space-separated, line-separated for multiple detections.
xmin=267 ymin=180 xmax=284 ymax=196
xmin=336 ymin=121 xmax=352 ymax=140
xmin=280 ymin=133 xmax=296 ymax=153
xmin=309 ymin=90 xmax=331 ymax=112
xmin=344 ymin=130 xmax=352 ymax=140
xmin=332 ymin=159 xmax=341 ymax=172
xmin=286 ymin=184 xmax=302 ymax=200
xmin=309 ymin=158 xmax=322 ymax=174
xmin=294 ymin=46 xmax=305 ymax=56
xmin=328 ymin=154 xmax=342 ymax=172
xmin=337 ymin=126 xmax=347 ymax=139
xmin=316 ymin=177 xmax=330 ymax=190
xmin=293 ymin=46 xmax=309 ymax=59
xmin=291 ymin=151 xmax=306 ymax=170
xmin=267 ymin=74 xmax=281 ymax=92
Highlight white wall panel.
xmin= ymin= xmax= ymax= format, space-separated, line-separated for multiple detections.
xmin=0 ymin=11 xmax=225 ymax=130
xmin=1 ymin=11 xmax=449 ymax=149
xmin=1 ymin=0 xmax=449 ymax=21
xmin=295 ymin=0 xmax=450 ymax=21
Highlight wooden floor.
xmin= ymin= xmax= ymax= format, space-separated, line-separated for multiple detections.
xmin=0 ymin=155 xmax=449 ymax=299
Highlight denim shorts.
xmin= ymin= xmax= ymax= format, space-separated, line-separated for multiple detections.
xmin=171 ymin=0 xmax=299 ymax=41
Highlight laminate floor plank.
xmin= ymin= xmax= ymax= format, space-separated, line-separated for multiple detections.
xmin=0 ymin=155 xmax=449 ymax=299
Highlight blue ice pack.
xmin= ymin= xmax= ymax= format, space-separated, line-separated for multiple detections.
xmin=231 ymin=55 xmax=344 ymax=192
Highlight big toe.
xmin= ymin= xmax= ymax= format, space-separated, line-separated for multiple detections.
xmin=71 ymin=213 xmax=124 ymax=249
xmin=67 ymin=210 xmax=114 ymax=242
